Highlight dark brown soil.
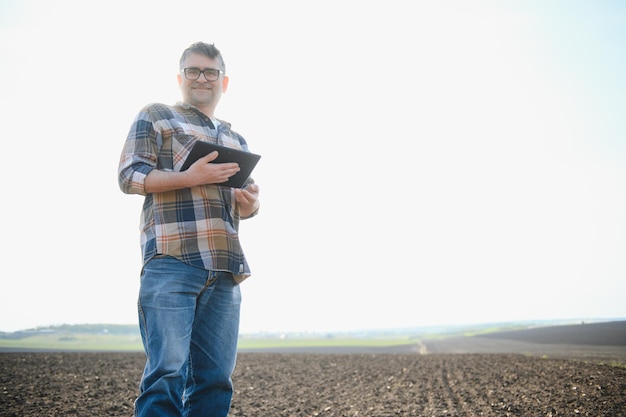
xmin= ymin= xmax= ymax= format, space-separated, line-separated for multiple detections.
xmin=1 ymin=351 xmax=624 ymax=416
xmin=2 ymin=321 xmax=626 ymax=416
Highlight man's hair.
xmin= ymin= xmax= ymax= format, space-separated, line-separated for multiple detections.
xmin=179 ymin=42 xmax=226 ymax=73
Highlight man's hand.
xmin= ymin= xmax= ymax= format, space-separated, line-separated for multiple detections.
xmin=187 ymin=151 xmax=240 ymax=185
xmin=144 ymin=151 xmax=240 ymax=193
xmin=234 ymin=184 xmax=260 ymax=218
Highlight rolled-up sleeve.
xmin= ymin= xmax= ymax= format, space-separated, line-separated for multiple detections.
xmin=118 ymin=113 xmax=158 ymax=196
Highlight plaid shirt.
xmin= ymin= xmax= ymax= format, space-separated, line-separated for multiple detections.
xmin=118 ymin=102 xmax=256 ymax=282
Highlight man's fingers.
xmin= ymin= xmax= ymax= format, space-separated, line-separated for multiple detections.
xmin=199 ymin=151 xmax=219 ymax=163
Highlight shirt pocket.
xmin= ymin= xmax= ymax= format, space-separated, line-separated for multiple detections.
xmin=218 ymin=131 xmax=245 ymax=151
xmin=171 ymin=133 xmax=207 ymax=171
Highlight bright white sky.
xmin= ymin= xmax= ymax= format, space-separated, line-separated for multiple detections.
xmin=1 ymin=0 xmax=625 ymax=334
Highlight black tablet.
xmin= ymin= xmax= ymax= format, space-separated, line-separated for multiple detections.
xmin=180 ymin=141 xmax=261 ymax=188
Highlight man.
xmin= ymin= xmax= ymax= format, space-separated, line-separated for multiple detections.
xmin=118 ymin=42 xmax=260 ymax=417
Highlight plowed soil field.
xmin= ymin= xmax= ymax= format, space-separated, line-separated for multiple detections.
xmin=2 ymin=321 xmax=626 ymax=416
xmin=1 ymin=351 xmax=625 ymax=416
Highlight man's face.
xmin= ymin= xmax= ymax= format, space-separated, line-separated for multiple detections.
xmin=177 ymin=53 xmax=228 ymax=109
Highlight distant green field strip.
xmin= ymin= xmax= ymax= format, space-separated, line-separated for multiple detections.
xmin=0 ymin=334 xmax=143 ymax=351
xmin=237 ymin=337 xmax=419 ymax=349
xmin=0 ymin=333 xmax=421 ymax=351
xmin=462 ymin=325 xmax=529 ymax=337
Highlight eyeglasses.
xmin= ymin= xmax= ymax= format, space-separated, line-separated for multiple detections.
xmin=182 ymin=67 xmax=224 ymax=81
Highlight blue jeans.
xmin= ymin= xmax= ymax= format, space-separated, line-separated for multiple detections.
xmin=135 ymin=256 xmax=241 ymax=417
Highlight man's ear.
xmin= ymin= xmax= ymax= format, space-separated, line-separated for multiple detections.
xmin=222 ymin=75 xmax=229 ymax=93
xmin=177 ymin=73 xmax=183 ymax=87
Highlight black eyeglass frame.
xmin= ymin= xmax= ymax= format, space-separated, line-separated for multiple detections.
xmin=181 ymin=67 xmax=224 ymax=81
